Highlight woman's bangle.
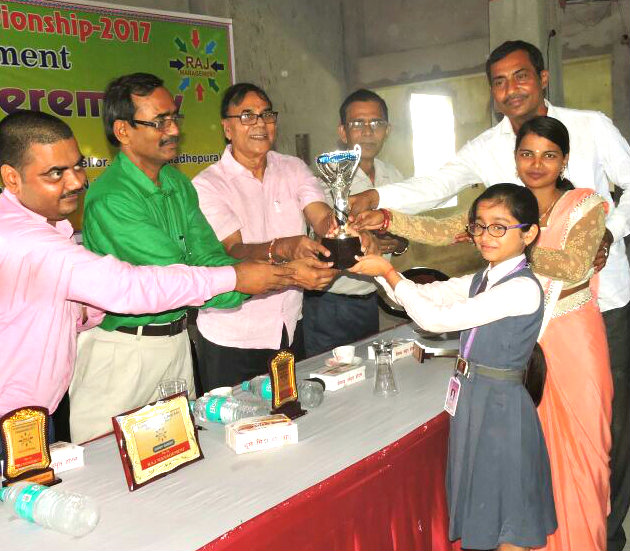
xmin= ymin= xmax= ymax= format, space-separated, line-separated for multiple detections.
xmin=267 ymin=238 xmax=277 ymax=264
xmin=379 ymin=209 xmax=391 ymax=233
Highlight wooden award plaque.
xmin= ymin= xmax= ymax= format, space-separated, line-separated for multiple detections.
xmin=1 ymin=406 xmax=60 ymax=487
xmin=111 ymin=392 xmax=203 ymax=492
xmin=268 ymin=350 xmax=305 ymax=419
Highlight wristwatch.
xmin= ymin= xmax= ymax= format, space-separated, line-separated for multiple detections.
xmin=392 ymin=238 xmax=409 ymax=256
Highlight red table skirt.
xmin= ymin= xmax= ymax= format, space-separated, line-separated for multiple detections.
xmin=200 ymin=412 xmax=452 ymax=551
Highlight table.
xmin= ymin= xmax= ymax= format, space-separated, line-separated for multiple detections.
xmin=0 ymin=324 xmax=454 ymax=551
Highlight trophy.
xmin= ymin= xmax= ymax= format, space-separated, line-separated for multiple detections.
xmin=316 ymin=144 xmax=362 ymax=269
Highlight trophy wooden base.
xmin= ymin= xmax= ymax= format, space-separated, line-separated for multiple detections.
xmin=319 ymin=236 xmax=362 ymax=270
xmin=2 ymin=467 xmax=61 ymax=487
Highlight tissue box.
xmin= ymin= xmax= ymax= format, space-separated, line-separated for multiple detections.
xmin=49 ymin=441 xmax=85 ymax=474
xmin=391 ymin=339 xmax=416 ymax=361
xmin=309 ymin=363 xmax=366 ymax=391
xmin=226 ymin=414 xmax=298 ymax=454
xmin=368 ymin=340 xmax=415 ymax=362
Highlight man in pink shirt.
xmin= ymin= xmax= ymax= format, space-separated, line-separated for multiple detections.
xmin=0 ymin=110 xmax=294 ymax=435
xmin=193 ymin=83 xmax=374 ymax=391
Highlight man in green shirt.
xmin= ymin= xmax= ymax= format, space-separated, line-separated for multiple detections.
xmin=70 ymin=73 xmax=253 ymax=442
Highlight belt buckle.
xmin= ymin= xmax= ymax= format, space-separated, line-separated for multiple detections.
xmin=455 ymin=356 xmax=469 ymax=378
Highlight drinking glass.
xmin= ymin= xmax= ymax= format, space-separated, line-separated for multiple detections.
xmin=157 ymin=378 xmax=188 ymax=399
xmin=372 ymin=341 xmax=399 ymax=397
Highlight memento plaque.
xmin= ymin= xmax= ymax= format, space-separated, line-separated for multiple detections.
xmin=1 ymin=406 xmax=59 ymax=487
xmin=112 ymin=393 xmax=202 ymax=491
xmin=268 ymin=350 xmax=305 ymax=419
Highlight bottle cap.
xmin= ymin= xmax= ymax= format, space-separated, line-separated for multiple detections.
xmin=306 ymin=377 xmax=326 ymax=391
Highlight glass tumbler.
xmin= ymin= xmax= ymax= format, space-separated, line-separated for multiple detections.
xmin=157 ymin=378 xmax=188 ymax=399
xmin=372 ymin=341 xmax=399 ymax=397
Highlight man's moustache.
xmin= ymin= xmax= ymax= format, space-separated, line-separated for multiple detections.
xmin=159 ymin=136 xmax=179 ymax=147
xmin=60 ymin=184 xmax=88 ymax=199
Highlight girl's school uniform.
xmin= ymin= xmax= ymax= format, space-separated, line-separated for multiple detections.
xmin=378 ymin=254 xmax=557 ymax=549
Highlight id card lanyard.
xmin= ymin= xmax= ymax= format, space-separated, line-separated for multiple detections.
xmin=445 ymin=258 xmax=527 ymax=417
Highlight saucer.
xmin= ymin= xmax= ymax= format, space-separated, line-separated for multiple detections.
xmin=325 ymin=356 xmax=362 ymax=368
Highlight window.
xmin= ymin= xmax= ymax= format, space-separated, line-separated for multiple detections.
xmin=409 ymin=93 xmax=456 ymax=205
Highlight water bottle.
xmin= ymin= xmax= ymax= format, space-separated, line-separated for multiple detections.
xmin=242 ymin=375 xmax=325 ymax=408
xmin=0 ymin=482 xmax=99 ymax=537
xmin=193 ymin=395 xmax=268 ymax=424
xmin=241 ymin=375 xmax=272 ymax=400
xmin=297 ymin=379 xmax=325 ymax=408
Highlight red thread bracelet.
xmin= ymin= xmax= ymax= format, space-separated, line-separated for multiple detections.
xmin=384 ymin=266 xmax=397 ymax=279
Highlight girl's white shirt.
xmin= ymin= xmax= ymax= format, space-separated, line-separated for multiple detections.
xmin=376 ymin=254 xmax=541 ymax=334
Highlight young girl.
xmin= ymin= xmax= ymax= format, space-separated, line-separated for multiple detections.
xmin=350 ymin=183 xmax=557 ymax=551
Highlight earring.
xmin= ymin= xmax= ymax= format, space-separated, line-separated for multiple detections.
xmin=560 ymin=165 xmax=567 ymax=179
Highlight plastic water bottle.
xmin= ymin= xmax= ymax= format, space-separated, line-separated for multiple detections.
xmin=193 ymin=395 xmax=268 ymax=424
xmin=241 ymin=375 xmax=272 ymax=400
xmin=0 ymin=482 xmax=99 ymax=537
xmin=241 ymin=375 xmax=325 ymax=408
xmin=297 ymin=378 xmax=325 ymax=408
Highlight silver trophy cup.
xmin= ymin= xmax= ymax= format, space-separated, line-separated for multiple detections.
xmin=315 ymin=144 xmax=362 ymax=269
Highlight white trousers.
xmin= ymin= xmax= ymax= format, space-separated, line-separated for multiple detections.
xmin=69 ymin=326 xmax=195 ymax=444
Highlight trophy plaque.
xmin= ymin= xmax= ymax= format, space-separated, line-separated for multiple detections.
xmin=112 ymin=392 xmax=203 ymax=491
xmin=268 ymin=350 xmax=305 ymax=419
xmin=1 ymin=406 xmax=60 ymax=487
xmin=316 ymin=144 xmax=362 ymax=269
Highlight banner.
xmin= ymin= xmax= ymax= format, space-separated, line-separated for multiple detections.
xmin=0 ymin=0 xmax=235 ymax=225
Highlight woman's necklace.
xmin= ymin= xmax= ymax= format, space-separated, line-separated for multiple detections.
xmin=539 ymin=191 xmax=562 ymax=223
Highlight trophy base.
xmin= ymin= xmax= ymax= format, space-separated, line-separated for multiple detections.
xmin=319 ymin=236 xmax=362 ymax=270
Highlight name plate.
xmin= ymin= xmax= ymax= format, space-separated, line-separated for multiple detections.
xmin=1 ymin=406 xmax=59 ymax=487
xmin=112 ymin=393 xmax=202 ymax=491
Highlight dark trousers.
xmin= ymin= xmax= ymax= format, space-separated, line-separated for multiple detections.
xmin=604 ymin=302 xmax=630 ymax=551
xmin=195 ymin=322 xmax=305 ymax=392
xmin=302 ymin=291 xmax=379 ymax=358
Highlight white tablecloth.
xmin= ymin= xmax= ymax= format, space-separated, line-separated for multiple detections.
xmin=0 ymin=324 xmax=453 ymax=551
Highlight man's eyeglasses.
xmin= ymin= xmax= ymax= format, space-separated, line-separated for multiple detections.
xmin=131 ymin=114 xmax=184 ymax=131
xmin=346 ymin=119 xmax=389 ymax=131
xmin=224 ymin=111 xmax=279 ymax=125
xmin=466 ymin=222 xmax=529 ymax=238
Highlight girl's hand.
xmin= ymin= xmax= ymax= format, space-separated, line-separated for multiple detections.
xmin=352 ymin=209 xmax=385 ymax=232
xmin=348 ymin=254 xmax=393 ymax=277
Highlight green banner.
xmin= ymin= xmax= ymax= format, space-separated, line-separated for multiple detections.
xmin=0 ymin=0 xmax=234 ymax=223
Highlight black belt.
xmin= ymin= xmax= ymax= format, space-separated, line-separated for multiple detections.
xmin=306 ymin=290 xmax=376 ymax=300
xmin=455 ymin=356 xmax=524 ymax=382
xmin=115 ymin=315 xmax=188 ymax=337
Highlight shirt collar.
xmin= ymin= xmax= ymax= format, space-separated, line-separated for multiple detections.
xmin=221 ymin=145 xmax=273 ymax=178
xmin=483 ymin=253 xmax=527 ymax=288
xmin=354 ymin=158 xmax=383 ymax=185
xmin=117 ymin=151 xmax=177 ymax=195
xmin=1 ymin=188 xmax=74 ymax=238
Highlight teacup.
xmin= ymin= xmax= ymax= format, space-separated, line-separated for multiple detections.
xmin=332 ymin=345 xmax=355 ymax=364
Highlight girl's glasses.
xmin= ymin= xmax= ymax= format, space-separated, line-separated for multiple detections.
xmin=466 ymin=222 xmax=528 ymax=238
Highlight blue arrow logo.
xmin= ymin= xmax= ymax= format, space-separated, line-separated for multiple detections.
xmin=205 ymin=40 xmax=216 ymax=54
xmin=179 ymin=77 xmax=190 ymax=91
xmin=169 ymin=59 xmax=184 ymax=70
